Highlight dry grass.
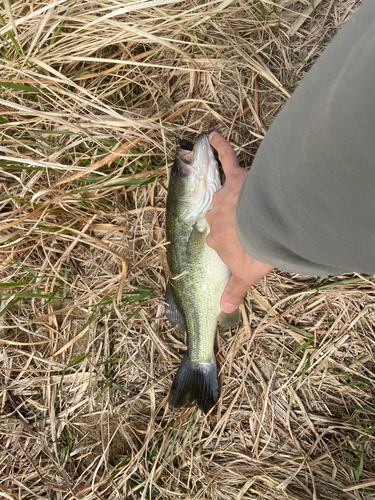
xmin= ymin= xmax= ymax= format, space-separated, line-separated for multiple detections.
xmin=0 ymin=0 xmax=373 ymax=499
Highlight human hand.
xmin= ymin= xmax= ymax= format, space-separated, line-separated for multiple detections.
xmin=205 ymin=132 xmax=274 ymax=313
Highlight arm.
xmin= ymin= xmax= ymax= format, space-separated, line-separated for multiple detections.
xmin=206 ymin=0 xmax=375 ymax=312
xmin=205 ymin=133 xmax=274 ymax=313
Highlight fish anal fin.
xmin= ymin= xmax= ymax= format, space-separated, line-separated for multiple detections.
xmin=168 ymin=354 xmax=219 ymax=414
xmin=165 ymin=282 xmax=187 ymax=332
xmin=218 ymin=308 xmax=241 ymax=328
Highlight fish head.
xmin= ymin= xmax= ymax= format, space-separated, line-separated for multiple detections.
xmin=168 ymin=134 xmax=222 ymax=223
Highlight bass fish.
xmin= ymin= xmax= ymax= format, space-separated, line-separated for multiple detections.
xmin=165 ymin=134 xmax=240 ymax=413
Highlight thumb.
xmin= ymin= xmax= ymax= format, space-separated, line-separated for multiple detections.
xmin=220 ymin=275 xmax=249 ymax=313
xmin=209 ymin=131 xmax=242 ymax=177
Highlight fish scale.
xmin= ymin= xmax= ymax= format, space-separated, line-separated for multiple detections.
xmin=167 ymin=214 xmax=230 ymax=362
xmin=165 ymin=134 xmax=239 ymax=413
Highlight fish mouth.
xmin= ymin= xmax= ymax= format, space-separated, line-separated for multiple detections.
xmin=177 ymin=136 xmax=222 ymax=170
xmin=177 ymin=134 xmax=222 ymax=223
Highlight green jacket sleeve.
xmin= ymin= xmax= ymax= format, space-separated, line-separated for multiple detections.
xmin=236 ymin=0 xmax=375 ymax=276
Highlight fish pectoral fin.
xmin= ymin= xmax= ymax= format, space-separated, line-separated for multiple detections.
xmin=168 ymin=354 xmax=219 ymax=414
xmin=165 ymin=281 xmax=187 ymax=332
xmin=186 ymin=219 xmax=207 ymax=260
xmin=218 ymin=307 xmax=242 ymax=328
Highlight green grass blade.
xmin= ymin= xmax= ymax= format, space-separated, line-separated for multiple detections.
xmin=282 ymin=322 xmax=313 ymax=339
xmin=0 ymin=82 xmax=40 ymax=93
xmin=316 ymin=276 xmax=373 ymax=290
xmin=310 ymin=0 xmax=316 ymax=16
xmin=0 ymin=297 xmax=22 ymax=318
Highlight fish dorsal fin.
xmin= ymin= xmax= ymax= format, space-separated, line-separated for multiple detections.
xmin=165 ymin=282 xmax=187 ymax=332
xmin=218 ymin=308 xmax=241 ymax=328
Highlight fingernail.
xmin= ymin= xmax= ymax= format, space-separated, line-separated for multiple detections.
xmin=209 ymin=131 xmax=217 ymax=141
xmin=221 ymin=301 xmax=238 ymax=314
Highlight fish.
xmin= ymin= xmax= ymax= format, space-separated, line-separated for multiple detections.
xmin=165 ymin=134 xmax=240 ymax=413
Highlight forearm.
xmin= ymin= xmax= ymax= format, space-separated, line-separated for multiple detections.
xmin=236 ymin=0 xmax=375 ymax=276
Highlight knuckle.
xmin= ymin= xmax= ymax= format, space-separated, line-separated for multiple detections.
xmin=226 ymin=288 xmax=242 ymax=300
xmin=234 ymin=274 xmax=248 ymax=285
xmin=219 ymin=146 xmax=234 ymax=161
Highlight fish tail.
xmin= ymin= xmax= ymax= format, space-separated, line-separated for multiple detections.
xmin=168 ymin=354 xmax=219 ymax=414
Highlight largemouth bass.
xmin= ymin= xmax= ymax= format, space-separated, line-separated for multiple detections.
xmin=166 ymin=134 xmax=240 ymax=413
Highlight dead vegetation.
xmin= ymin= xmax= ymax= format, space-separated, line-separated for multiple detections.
xmin=1 ymin=0 xmax=373 ymax=499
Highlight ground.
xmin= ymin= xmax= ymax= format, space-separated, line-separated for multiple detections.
xmin=1 ymin=0 xmax=374 ymax=499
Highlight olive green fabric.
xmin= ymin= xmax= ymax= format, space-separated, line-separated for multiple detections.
xmin=236 ymin=0 xmax=375 ymax=276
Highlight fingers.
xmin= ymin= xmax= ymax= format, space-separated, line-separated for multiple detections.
xmin=205 ymin=230 xmax=217 ymax=249
xmin=209 ymin=131 xmax=242 ymax=176
xmin=220 ymin=275 xmax=249 ymax=313
xmin=220 ymin=261 xmax=275 ymax=313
